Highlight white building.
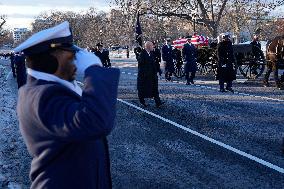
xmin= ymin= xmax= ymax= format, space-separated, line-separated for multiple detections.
xmin=13 ymin=28 xmax=29 ymax=43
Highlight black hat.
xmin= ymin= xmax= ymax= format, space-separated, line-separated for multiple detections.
xmin=165 ymin=38 xmax=171 ymax=42
xmin=186 ymin=36 xmax=192 ymax=40
xmin=96 ymin=42 xmax=103 ymax=47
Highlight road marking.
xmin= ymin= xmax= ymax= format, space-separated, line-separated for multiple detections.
xmin=117 ymin=98 xmax=284 ymax=174
xmin=6 ymin=71 xmax=11 ymax=80
xmin=119 ymin=70 xmax=284 ymax=102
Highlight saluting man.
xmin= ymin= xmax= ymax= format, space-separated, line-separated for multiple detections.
xmin=14 ymin=21 xmax=120 ymax=189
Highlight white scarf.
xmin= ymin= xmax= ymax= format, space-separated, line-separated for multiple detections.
xmin=27 ymin=68 xmax=83 ymax=96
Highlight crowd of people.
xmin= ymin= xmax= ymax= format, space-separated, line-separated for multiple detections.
xmin=134 ymin=33 xmax=239 ymax=102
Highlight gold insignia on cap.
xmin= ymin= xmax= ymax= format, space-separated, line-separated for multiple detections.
xmin=50 ymin=43 xmax=61 ymax=48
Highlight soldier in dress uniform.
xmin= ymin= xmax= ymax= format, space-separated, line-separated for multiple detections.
xmin=182 ymin=36 xmax=197 ymax=85
xmin=126 ymin=45 xmax=130 ymax=58
xmin=152 ymin=41 xmax=162 ymax=76
xmin=134 ymin=45 xmax=142 ymax=61
xmin=9 ymin=53 xmax=16 ymax=78
xmin=216 ymin=34 xmax=236 ymax=92
xmin=162 ymin=38 xmax=175 ymax=81
xmin=14 ymin=53 xmax=27 ymax=88
xmin=93 ymin=42 xmax=111 ymax=67
xmin=173 ymin=47 xmax=183 ymax=71
xmin=250 ymin=34 xmax=263 ymax=75
xmin=14 ymin=21 xmax=120 ymax=189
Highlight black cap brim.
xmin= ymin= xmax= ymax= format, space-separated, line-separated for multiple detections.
xmin=58 ymin=44 xmax=80 ymax=53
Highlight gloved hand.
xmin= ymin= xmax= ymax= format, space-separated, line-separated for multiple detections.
xmin=74 ymin=48 xmax=102 ymax=81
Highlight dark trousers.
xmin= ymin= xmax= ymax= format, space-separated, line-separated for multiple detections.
xmin=165 ymin=72 xmax=172 ymax=80
xmin=264 ymin=64 xmax=279 ymax=84
xmin=219 ymin=79 xmax=232 ymax=90
xmin=185 ymin=72 xmax=196 ymax=83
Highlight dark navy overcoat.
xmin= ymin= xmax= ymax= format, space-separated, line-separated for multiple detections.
xmin=137 ymin=49 xmax=160 ymax=98
xmin=162 ymin=45 xmax=175 ymax=73
xmin=17 ymin=65 xmax=120 ymax=189
xmin=182 ymin=43 xmax=197 ymax=73
xmin=216 ymin=41 xmax=236 ymax=81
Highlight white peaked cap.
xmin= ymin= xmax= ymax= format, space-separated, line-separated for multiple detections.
xmin=13 ymin=21 xmax=74 ymax=54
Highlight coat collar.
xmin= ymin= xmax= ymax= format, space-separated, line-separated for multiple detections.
xmin=27 ymin=68 xmax=83 ymax=96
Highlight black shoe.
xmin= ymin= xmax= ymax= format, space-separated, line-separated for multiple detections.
xmin=156 ymin=101 xmax=165 ymax=108
xmin=140 ymin=102 xmax=147 ymax=107
xmin=263 ymin=81 xmax=269 ymax=87
xmin=186 ymin=81 xmax=191 ymax=85
xmin=166 ymin=77 xmax=171 ymax=81
xmin=190 ymin=80 xmax=194 ymax=84
xmin=226 ymin=87 xmax=234 ymax=93
xmin=219 ymin=89 xmax=226 ymax=92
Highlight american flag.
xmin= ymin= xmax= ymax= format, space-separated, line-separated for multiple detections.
xmin=173 ymin=35 xmax=209 ymax=49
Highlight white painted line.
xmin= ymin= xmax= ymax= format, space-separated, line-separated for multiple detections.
xmin=6 ymin=71 xmax=11 ymax=80
xmin=117 ymin=98 xmax=284 ymax=174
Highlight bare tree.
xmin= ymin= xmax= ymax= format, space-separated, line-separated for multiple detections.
xmin=112 ymin=0 xmax=284 ymax=38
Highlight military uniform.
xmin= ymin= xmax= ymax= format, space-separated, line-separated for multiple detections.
xmin=14 ymin=53 xmax=27 ymax=88
xmin=93 ymin=48 xmax=111 ymax=68
xmin=182 ymin=42 xmax=197 ymax=84
xmin=216 ymin=38 xmax=236 ymax=92
xmin=14 ymin=21 xmax=120 ymax=189
xmin=162 ymin=43 xmax=175 ymax=81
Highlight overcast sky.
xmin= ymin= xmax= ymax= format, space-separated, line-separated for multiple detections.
xmin=1 ymin=1 xmax=283 ymax=29
xmin=0 ymin=0 xmax=113 ymax=29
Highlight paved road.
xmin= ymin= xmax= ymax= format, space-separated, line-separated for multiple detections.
xmin=109 ymin=59 xmax=284 ymax=188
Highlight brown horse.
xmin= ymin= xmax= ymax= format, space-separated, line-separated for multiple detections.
xmin=264 ymin=35 xmax=284 ymax=89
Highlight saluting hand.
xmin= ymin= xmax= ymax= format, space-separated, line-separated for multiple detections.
xmin=74 ymin=47 xmax=103 ymax=80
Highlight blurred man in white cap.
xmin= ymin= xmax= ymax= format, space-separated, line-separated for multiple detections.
xmin=15 ymin=21 xmax=120 ymax=189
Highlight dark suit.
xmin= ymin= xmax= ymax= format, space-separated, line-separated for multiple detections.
xmin=137 ymin=49 xmax=161 ymax=104
xmin=17 ymin=66 xmax=120 ymax=189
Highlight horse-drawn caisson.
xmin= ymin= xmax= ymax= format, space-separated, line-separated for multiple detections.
xmin=172 ymin=34 xmax=284 ymax=89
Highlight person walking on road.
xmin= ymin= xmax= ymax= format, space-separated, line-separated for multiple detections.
xmin=216 ymin=34 xmax=236 ymax=93
xmin=137 ymin=41 xmax=164 ymax=108
xmin=15 ymin=21 xmax=120 ymax=189
xmin=182 ymin=36 xmax=197 ymax=85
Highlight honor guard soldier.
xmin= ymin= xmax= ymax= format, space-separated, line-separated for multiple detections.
xmin=14 ymin=21 xmax=120 ymax=189
xmin=216 ymin=34 xmax=236 ymax=92
xmin=93 ymin=42 xmax=111 ymax=67
xmin=182 ymin=36 xmax=197 ymax=85
xmin=162 ymin=38 xmax=175 ymax=81
xmin=14 ymin=52 xmax=27 ymax=88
